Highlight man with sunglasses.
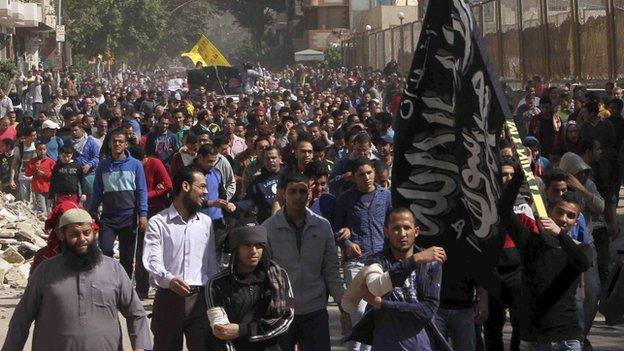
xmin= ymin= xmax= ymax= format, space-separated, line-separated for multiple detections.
xmin=262 ymin=172 xmax=347 ymax=351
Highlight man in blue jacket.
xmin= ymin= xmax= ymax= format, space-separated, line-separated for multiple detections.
xmin=146 ymin=114 xmax=179 ymax=166
xmin=89 ymin=129 xmax=148 ymax=278
xmin=334 ymin=157 xmax=392 ymax=351
xmin=343 ymin=207 xmax=447 ymax=351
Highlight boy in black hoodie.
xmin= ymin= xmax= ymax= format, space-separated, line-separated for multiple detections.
xmin=206 ymin=224 xmax=294 ymax=351
xmin=49 ymin=145 xmax=86 ymax=205
xmin=501 ymin=167 xmax=591 ymax=351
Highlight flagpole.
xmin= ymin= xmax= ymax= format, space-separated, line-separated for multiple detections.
xmin=213 ymin=66 xmax=227 ymax=96
xmin=505 ymin=120 xmax=548 ymax=218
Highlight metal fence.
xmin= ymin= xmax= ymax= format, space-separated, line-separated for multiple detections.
xmin=342 ymin=0 xmax=624 ymax=83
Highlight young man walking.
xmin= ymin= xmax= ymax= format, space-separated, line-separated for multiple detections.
xmin=143 ymin=166 xmax=219 ymax=351
xmin=89 ymin=130 xmax=148 ymax=278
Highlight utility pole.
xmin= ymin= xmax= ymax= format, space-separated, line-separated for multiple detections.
xmin=56 ymin=0 xmax=62 ymax=87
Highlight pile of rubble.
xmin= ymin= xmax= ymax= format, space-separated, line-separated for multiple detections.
xmin=0 ymin=193 xmax=48 ymax=289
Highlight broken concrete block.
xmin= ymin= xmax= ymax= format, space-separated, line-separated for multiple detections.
xmin=18 ymin=242 xmax=39 ymax=260
xmin=0 ymin=209 xmax=17 ymax=222
xmin=15 ymin=223 xmax=46 ymax=248
xmin=2 ymin=247 xmax=25 ymax=264
xmin=0 ymin=258 xmax=12 ymax=285
xmin=5 ymin=264 xmax=29 ymax=288
xmin=0 ymin=231 xmax=16 ymax=239
xmin=0 ymin=239 xmax=20 ymax=246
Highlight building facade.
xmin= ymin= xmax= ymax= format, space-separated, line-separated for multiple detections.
xmin=0 ymin=0 xmax=58 ymax=73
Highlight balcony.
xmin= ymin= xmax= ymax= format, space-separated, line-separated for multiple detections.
xmin=11 ymin=1 xmax=24 ymax=21
xmin=14 ymin=2 xmax=39 ymax=27
xmin=0 ymin=0 xmax=13 ymax=18
xmin=303 ymin=0 xmax=348 ymax=8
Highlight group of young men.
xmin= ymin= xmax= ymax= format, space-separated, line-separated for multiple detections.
xmin=0 ymin=65 xmax=621 ymax=351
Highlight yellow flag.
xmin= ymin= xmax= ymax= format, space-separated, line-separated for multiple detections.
xmin=181 ymin=34 xmax=231 ymax=67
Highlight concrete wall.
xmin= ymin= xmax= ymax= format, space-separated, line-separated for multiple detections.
xmin=356 ymin=5 xmax=418 ymax=31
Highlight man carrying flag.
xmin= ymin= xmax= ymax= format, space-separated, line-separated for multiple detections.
xmin=391 ymin=0 xmax=506 ymax=290
xmin=345 ymin=0 xmax=508 ymax=348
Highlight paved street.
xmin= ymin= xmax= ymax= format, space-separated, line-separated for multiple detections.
xmin=2 ymin=200 xmax=624 ymax=350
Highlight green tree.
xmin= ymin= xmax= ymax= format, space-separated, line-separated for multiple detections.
xmin=324 ymin=43 xmax=343 ymax=68
xmin=160 ymin=0 xmax=216 ymax=59
xmin=0 ymin=61 xmax=17 ymax=90
xmin=64 ymin=0 xmax=167 ymax=64
xmin=210 ymin=0 xmax=285 ymax=58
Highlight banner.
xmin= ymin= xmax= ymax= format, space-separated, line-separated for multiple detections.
xmin=391 ymin=0 xmax=509 ymax=289
xmin=181 ymin=34 xmax=231 ymax=67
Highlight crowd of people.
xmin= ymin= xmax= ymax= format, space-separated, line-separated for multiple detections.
xmin=0 ymin=62 xmax=622 ymax=351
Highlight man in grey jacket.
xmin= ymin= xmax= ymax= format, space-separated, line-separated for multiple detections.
xmin=262 ymin=172 xmax=347 ymax=351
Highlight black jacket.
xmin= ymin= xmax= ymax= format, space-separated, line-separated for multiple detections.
xmin=235 ymin=168 xmax=282 ymax=223
xmin=49 ymin=160 xmax=86 ymax=198
xmin=501 ymin=170 xmax=591 ymax=342
xmin=205 ymin=253 xmax=294 ymax=351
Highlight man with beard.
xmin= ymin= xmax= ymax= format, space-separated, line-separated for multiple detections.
xmin=143 ymin=165 xmax=219 ymax=351
xmin=2 ymin=209 xmax=151 ymax=351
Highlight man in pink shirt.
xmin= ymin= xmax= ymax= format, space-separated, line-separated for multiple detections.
xmin=223 ymin=117 xmax=246 ymax=158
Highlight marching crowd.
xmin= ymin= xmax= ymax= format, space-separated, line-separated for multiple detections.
xmin=0 ymin=62 xmax=622 ymax=351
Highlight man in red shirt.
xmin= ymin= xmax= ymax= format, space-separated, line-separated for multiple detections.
xmin=25 ymin=142 xmax=55 ymax=214
xmin=0 ymin=117 xmax=17 ymax=142
xmin=129 ymin=145 xmax=173 ymax=299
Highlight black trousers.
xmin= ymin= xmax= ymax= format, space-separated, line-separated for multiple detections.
xmin=98 ymin=215 xmax=136 ymax=278
xmin=152 ymin=288 xmax=209 ymax=351
xmin=593 ymin=227 xmax=612 ymax=289
xmin=279 ymin=309 xmax=331 ymax=351
xmin=484 ymin=276 xmax=521 ymax=351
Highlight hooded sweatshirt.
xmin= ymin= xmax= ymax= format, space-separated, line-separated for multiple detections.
xmin=89 ymin=150 xmax=148 ymax=218
xmin=559 ymin=152 xmax=605 ymax=230
xmin=206 ymin=237 xmax=294 ymax=351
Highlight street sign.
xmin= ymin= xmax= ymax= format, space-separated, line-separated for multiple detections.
xmin=56 ymin=25 xmax=65 ymax=42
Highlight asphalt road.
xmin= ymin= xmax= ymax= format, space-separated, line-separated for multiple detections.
xmin=2 ymin=200 xmax=624 ymax=350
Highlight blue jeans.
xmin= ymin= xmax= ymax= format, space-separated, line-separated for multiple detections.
xmin=434 ymin=307 xmax=475 ymax=351
xmin=344 ymin=260 xmax=372 ymax=351
xmin=519 ymin=339 xmax=581 ymax=351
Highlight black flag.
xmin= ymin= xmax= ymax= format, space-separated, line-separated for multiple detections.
xmin=391 ymin=0 xmax=510 ymax=291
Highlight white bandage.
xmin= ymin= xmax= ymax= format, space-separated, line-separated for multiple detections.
xmin=207 ymin=307 xmax=230 ymax=332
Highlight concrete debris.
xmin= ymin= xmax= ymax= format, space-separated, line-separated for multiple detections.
xmin=18 ymin=242 xmax=39 ymax=260
xmin=0 ymin=193 xmax=48 ymax=284
xmin=5 ymin=264 xmax=29 ymax=288
xmin=2 ymin=247 xmax=25 ymax=265
xmin=0 ymin=231 xmax=16 ymax=239
xmin=0 ymin=258 xmax=11 ymax=284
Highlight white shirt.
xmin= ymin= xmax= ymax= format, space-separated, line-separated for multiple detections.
xmin=143 ymin=205 xmax=218 ymax=288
